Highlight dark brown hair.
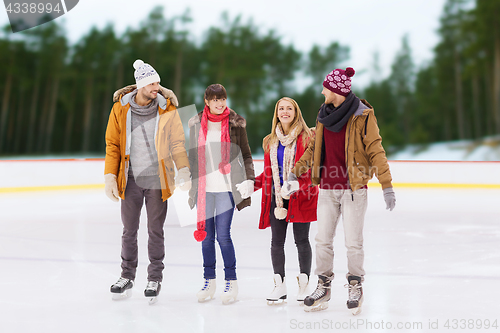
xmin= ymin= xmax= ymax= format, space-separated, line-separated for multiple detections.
xmin=204 ymin=84 xmax=227 ymax=101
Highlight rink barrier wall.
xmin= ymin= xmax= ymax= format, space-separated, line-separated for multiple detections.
xmin=0 ymin=158 xmax=500 ymax=193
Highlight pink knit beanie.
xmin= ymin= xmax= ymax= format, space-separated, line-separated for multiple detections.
xmin=323 ymin=67 xmax=355 ymax=96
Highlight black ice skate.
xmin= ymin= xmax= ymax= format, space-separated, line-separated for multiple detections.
xmin=346 ymin=277 xmax=363 ymax=315
xmin=303 ymin=275 xmax=331 ymax=312
xmin=110 ymin=277 xmax=134 ymax=300
xmin=144 ymin=281 xmax=161 ymax=305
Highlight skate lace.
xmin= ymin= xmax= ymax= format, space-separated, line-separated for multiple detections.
xmin=310 ymin=283 xmax=329 ymax=299
xmin=345 ymin=283 xmax=362 ymax=301
xmin=202 ymin=279 xmax=210 ymax=290
xmin=224 ymin=281 xmax=232 ymax=292
xmin=146 ymin=281 xmax=159 ymax=290
xmin=114 ymin=277 xmax=130 ymax=288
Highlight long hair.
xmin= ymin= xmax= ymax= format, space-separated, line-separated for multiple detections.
xmin=263 ymin=97 xmax=313 ymax=152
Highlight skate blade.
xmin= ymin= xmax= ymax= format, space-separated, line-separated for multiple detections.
xmin=351 ymin=306 xmax=362 ymax=315
xmin=304 ymin=302 xmax=329 ymax=312
xmin=221 ymin=297 xmax=237 ymax=305
xmin=112 ymin=289 xmax=132 ymax=301
xmin=148 ymin=297 xmax=158 ymax=305
xmin=197 ymin=295 xmax=215 ymax=303
xmin=297 ymin=295 xmax=307 ymax=304
xmin=267 ymin=299 xmax=286 ymax=306
xmin=348 ymin=296 xmax=363 ymax=315
xmin=267 ymin=295 xmax=287 ymax=305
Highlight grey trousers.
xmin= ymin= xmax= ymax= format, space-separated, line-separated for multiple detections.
xmin=314 ymin=188 xmax=368 ymax=282
xmin=120 ymin=176 xmax=168 ymax=282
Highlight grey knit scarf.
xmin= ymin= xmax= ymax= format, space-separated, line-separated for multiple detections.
xmin=317 ymin=92 xmax=360 ymax=132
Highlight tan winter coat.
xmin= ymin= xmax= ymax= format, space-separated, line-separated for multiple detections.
xmin=104 ymin=86 xmax=189 ymax=201
xmin=292 ymin=99 xmax=392 ymax=191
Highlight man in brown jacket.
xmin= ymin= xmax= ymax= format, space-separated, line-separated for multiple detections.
xmin=282 ymin=67 xmax=396 ymax=314
xmin=104 ymin=59 xmax=190 ymax=304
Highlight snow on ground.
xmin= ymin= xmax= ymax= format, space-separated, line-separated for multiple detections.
xmin=390 ymin=135 xmax=500 ymax=161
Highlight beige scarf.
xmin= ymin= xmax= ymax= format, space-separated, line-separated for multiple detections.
xmin=270 ymin=123 xmax=302 ymax=219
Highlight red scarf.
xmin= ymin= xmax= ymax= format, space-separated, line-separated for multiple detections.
xmin=194 ymin=105 xmax=231 ymax=242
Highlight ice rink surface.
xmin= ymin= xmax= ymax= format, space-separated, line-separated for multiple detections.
xmin=1 ymin=175 xmax=500 ymax=332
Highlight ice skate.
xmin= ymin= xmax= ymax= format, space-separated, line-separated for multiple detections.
xmin=110 ymin=277 xmax=134 ymax=300
xmin=197 ymin=278 xmax=216 ymax=302
xmin=346 ymin=279 xmax=363 ymax=315
xmin=266 ymin=274 xmax=287 ymax=305
xmin=220 ymin=280 xmax=238 ymax=304
xmin=303 ymin=275 xmax=331 ymax=312
xmin=296 ymin=273 xmax=310 ymax=303
xmin=144 ymin=281 xmax=161 ymax=305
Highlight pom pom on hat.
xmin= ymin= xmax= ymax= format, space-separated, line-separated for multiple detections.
xmin=345 ymin=67 xmax=355 ymax=77
xmin=133 ymin=59 xmax=145 ymax=70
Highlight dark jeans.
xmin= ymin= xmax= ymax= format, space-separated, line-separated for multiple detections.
xmin=202 ymin=192 xmax=237 ymax=280
xmin=120 ymin=176 xmax=168 ymax=282
xmin=270 ymin=195 xmax=312 ymax=279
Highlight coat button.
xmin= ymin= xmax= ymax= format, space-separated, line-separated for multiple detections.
xmin=291 ymin=215 xmax=294 ymax=219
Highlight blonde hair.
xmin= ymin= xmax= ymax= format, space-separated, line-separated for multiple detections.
xmin=263 ymin=97 xmax=313 ymax=152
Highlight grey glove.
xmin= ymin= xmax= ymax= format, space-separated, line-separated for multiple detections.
xmin=281 ymin=172 xmax=299 ymax=198
xmin=383 ymin=187 xmax=396 ymax=211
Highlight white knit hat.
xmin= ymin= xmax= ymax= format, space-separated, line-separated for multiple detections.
xmin=133 ymin=59 xmax=161 ymax=89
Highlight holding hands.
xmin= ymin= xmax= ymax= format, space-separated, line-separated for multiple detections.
xmin=281 ymin=172 xmax=299 ymax=198
xmin=236 ymin=180 xmax=254 ymax=199
xmin=175 ymin=167 xmax=192 ymax=191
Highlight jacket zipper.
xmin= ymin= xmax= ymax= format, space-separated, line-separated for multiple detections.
xmin=346 ymin=116 xmax=357 ymax=201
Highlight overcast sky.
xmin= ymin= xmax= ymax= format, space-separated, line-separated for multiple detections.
xmin=1 ymin=0 xmax=450 ymax=88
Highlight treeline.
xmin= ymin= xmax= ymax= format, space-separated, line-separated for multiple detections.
xmin=0 ymin=0 xmax=499 ymax=156
xmin=365 ymin=0 xmax=500 ymax=152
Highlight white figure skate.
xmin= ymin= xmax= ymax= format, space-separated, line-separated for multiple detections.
xmin=296 ymin=273 xmax=310 ymax=303
xmin=267 ymin=274 xmax=287 ymax=305
xmin=220 ymin=280 xmax=238 ymax=305
xmin=197 ymin=278 xmax=216 ymax=302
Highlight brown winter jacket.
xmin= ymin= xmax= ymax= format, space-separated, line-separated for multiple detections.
xmin=292 ymin=99 xmax=393 ymax=191
xmin=104 ymin=85 xmax=189 ymax=202
xmin=187 ymin=109 xmax=255 ymax=211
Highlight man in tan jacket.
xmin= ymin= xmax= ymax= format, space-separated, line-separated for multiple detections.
xmin=104 ymin=59 xmax=190 ymax=304
xmin=283 ymin=67 xmax=396 ymax=314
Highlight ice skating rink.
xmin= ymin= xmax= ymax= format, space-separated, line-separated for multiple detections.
xmin=1 ymin=159 xmax=499 ymax=333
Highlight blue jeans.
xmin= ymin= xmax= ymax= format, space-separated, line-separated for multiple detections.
xmin=202 ymin=192 xmax=237 ymax=280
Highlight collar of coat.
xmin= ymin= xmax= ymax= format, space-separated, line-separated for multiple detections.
xmin=112 ymin=84 xmax=170 ymax=110
xmin=188 ymin=108 xmax=246 ymax=128
xmin=356 ymin=99 xmax=373 ymax=116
